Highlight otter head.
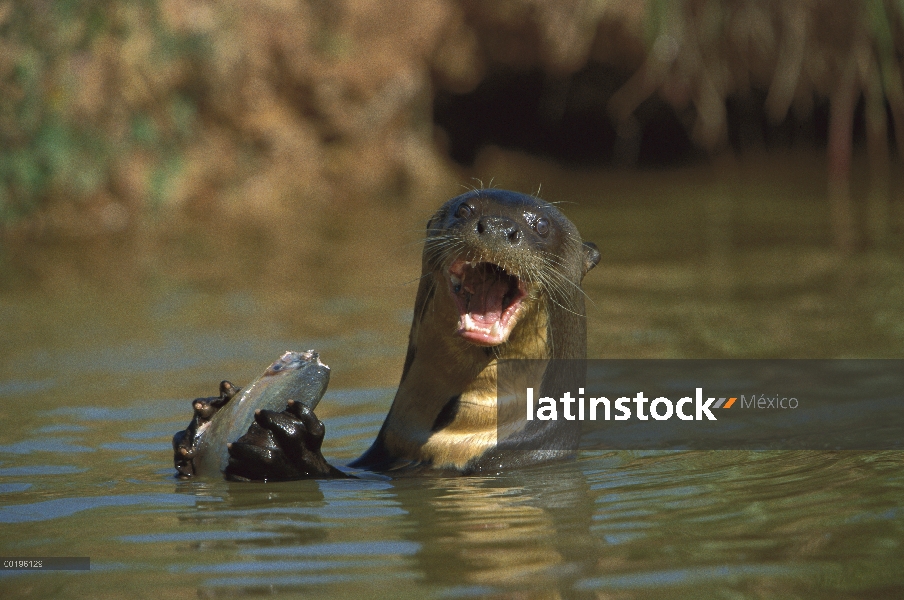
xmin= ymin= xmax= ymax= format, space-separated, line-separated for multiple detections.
xmin=422 ymin=189 xmax=600 ymax=352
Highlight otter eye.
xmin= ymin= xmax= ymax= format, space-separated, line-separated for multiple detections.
xmin=535 ymin=217 xmax=549 ymax=237
xmin=456 ymin=203 xmax=473 ymax=219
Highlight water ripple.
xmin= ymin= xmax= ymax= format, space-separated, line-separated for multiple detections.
xmin=0 ymin=493 xmax=198 ymax=523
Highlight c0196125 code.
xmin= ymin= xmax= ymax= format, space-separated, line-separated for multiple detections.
xmin=1 ymin=557 xmax=90 ymax=570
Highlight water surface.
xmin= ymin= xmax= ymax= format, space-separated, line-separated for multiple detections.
xmin=1 ymin=152 xmax=903 ymax=598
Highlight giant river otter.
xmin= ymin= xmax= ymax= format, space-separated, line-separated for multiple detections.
xmin=174 ymin=189 xmax=599 ymax=480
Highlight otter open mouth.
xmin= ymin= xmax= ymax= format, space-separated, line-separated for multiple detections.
xmin=447 ymin=259 xmax=528 ymax=346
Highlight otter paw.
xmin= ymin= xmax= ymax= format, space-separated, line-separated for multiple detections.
xmin=224 ymin=400 xmax=345 ymax=481
xmin=172 ymin=380 xmax=240 ymax=478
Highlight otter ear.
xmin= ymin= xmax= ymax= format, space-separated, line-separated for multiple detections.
xmin=581 ymin=241 xmax=600 ymax=276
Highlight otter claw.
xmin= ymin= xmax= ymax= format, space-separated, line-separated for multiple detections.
xmin=175 ymin=382 xmax=345 ymax=481
xmin=224 ymin=403 xmax=346 ymax=481
xmin=193 ymin=399 xmax=218 ymax=420
xmin=172 ymin=380 xmax=241 ymax=478
xmin=219 ymin=380 xmax=239 ymax=402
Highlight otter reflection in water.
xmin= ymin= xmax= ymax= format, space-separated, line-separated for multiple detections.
xmin=173 ymin=189 xmax=599 ymax=480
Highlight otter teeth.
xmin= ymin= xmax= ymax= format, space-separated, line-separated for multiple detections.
xmin=462 ymin=313 xmax=489 ymax=333
xmin=461 ymin=313 xmax=503 ymax=337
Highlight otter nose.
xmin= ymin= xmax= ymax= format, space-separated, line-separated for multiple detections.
xmin=475 ymin=216 xmax=521 ymax=244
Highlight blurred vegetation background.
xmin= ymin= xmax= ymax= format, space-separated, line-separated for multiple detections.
xmin=1 ymin=0 xmax=903 ymax=249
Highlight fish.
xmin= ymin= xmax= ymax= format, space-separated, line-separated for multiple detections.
xmin=192 ymin=350 xmax=330 ymax=476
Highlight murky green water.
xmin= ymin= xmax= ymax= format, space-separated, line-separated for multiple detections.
xmin=1 ymin=152 xmax=903 ymax=598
